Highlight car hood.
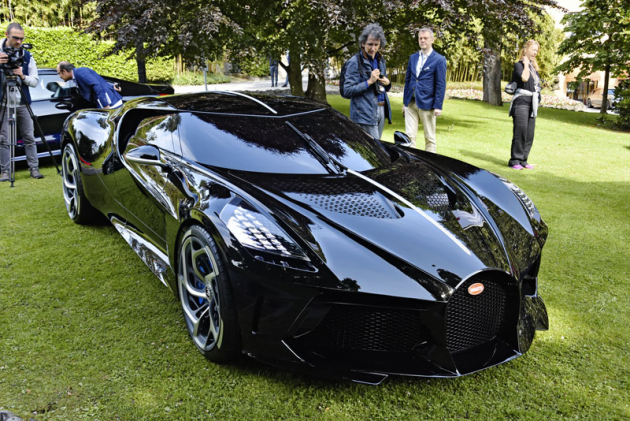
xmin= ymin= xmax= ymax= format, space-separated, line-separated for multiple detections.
xmin=224 ymin=157 xmax=540 ymax=297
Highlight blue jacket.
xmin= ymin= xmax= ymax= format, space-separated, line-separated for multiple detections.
xmin=20 ymin=51 xmax=33 ymax=104
xmin=74 ymin=67 xmax=122 ymax=108
xmin=342 ymin=51 xmax=392 ymax=126
xmin=403 ymin=50 xmax=447 ymax=110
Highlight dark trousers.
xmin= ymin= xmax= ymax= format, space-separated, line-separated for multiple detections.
xmin=509 ymin=104 xmax=536 ymax=167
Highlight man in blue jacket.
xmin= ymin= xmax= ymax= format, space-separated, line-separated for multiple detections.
xmin=57 ymin=61 xmax=122 ymax=109
xmin=403 ymin=27 xmax=447 ymax=152
xmin=0 ymin=23 xmax=43 ymax=181
xmin=342 ymin=23 xmax=392 ymax=140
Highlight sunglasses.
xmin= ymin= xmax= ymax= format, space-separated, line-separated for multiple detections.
xmin=10 ymin=35 xmax=24 ymax=41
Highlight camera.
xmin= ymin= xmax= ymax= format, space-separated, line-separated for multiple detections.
xmin=1 ymin=43 xmax=32 ymax=74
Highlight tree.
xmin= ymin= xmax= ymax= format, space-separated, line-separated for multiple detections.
xmin=465 ymin=0 xmax=562 ymax=106
xmin=84 ymin=0 xmax=561 ymax=104
xmin=556 ymin=0 xmax=630 ymax=114
xmin=86 ymin=0 xmax=240 ymax=83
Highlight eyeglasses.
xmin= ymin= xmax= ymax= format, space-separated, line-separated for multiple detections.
xmin=10 ymin=35 xmax=24 ymax=41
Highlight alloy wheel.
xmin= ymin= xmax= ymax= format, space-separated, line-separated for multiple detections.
xmin=61 ymin=145 xmax=80 ymax=220
xmin=178 ymin=232 xmax=223 ymax=352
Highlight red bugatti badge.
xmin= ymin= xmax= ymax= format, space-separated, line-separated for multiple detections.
xmin=468 ymin=283 xmax=485 ymax=296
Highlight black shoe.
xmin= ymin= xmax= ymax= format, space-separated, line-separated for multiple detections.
xmin=30 ymin=168 xmax=44 ymax=179
xmin=282 ymin=84 xmax=288 ymax=87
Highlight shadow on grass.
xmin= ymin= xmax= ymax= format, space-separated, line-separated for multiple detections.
xmin=458 ymin=149 xmax=507 ymax=167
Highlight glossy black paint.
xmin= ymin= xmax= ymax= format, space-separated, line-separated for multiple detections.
xmin=13 ymin=68 xmax=173 ymax=162
xmin=61 ymin=92 xmax=549 ymax=384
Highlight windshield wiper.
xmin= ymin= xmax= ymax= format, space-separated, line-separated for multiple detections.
xmin=285 ymin=121 xmax=343 ymax=175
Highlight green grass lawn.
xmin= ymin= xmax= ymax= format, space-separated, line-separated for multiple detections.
xmin=1 ymin=97 xmax=629 ymax=420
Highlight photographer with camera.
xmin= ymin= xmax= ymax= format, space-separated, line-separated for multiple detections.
xmin=0 ymin=23 xmax=43 ymax=181
xmin=56 ymin=61 xmax=122 ymax=109
xmin=341 ymin=23 xmax=392 ymax=140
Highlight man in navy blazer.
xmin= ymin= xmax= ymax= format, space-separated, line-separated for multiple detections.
xmin=57 ymin=61 xmax=122 ymax=109
xmin=403 ymin=28 xmax=446 ymax=152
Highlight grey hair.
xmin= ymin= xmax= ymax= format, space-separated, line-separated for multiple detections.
xmin=418 ymin=27 xmax=434 ymax=38
xmin=359 ymin=23 xmax=386 ymax=48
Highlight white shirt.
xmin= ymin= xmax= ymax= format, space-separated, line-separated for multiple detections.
xmin=2 ymin=38 xmax=39 ymax=105
xmin=416 ymin=49 xmax=433 ymax=77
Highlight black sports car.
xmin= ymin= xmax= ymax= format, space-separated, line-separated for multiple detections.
xmin=12 ymin=68 xmax=173 ymax=162
xmin=60 ymin=92 xmax=549 ymax=384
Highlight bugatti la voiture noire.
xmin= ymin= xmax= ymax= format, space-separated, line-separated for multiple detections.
xmin=60 ymin=92 xmax=549 ymax=384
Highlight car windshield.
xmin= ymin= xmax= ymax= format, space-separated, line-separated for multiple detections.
xmin=177 ymin=109 xmax=392 ymax=174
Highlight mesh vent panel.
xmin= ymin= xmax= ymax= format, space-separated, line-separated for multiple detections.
xmin=299 ymin=305 xmax=425 ymax=352
xmin=273 ymin=178 xmax=399 ymax=219
xmin=446 ymin=274 xmax=518 ymax=353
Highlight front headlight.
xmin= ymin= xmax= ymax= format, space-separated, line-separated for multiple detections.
xmin=219 ymin=197 xmax=308 ymax=261
xmin=498 ymin=176 xmax=537 ymax=218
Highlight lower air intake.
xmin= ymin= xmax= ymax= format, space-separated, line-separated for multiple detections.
xmin=299 ymin=304 xmax=425 ymax=352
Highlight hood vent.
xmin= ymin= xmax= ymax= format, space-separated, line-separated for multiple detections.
xmin=272 ymin=178 xmax=400 ymax=219
xmin=369 ymin=161 xmax=455 ymax=214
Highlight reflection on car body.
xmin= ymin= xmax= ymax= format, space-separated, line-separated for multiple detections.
xmin=59 ymin=92 xmax=550 ymax=384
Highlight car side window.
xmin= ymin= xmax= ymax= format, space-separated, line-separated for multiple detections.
xmin=30 ymin=74 xmax=71 ymax=101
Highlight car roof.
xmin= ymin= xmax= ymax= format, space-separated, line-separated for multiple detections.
xmin=157 ymin=92 xmax=329 ymax=116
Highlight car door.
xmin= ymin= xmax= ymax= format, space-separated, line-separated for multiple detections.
xmin=114 ymin=113 xmax=183 ymax=253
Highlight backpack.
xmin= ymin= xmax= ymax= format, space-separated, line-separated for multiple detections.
xmin=339 ymin=53 xmax=362 ymax=99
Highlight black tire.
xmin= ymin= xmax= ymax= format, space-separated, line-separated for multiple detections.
xmin=61 ymin=143 xmax=98 ymax=225
xmin=177 ymin=225 xmax=240 ymax=362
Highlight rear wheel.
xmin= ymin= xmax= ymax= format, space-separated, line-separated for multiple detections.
xmin=61 ymin=143 xmax=97 ymax=224
xmin=178 ymin=225 xmax=239 ymax=362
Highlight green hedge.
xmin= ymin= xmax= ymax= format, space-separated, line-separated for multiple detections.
xmin=19 ymin=25 xmax=173 ymax=83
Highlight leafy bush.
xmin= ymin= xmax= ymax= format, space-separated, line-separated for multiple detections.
xmin=613 ymin=80 xmax=630 ymax=130
xmin=172 ymin=72 xmax=230 ymax=86
xmin=231 ymin=55 xmax=270 ymax=78
xmin=20 ymin=25 xmax=173 ymax=83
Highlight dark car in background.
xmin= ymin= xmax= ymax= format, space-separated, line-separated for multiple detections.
xmin=60 ymin=92 xmax=549 ymax=384
xmin=12 ymin=68 xmax=173 ymax=162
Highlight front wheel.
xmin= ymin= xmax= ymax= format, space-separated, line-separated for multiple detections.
xmin=61 ymin=143 xmax=97 ymax=225
xmin=178 ymin=225 xmax=240 ymax=362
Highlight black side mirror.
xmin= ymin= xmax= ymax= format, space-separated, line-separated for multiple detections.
xmin=46 ymin=81 xmax=60 ymax=93
xmin=394 ymin=131 xmax=413 ymax=147
xmin=55 ymin=101 xmax=75 ymax=111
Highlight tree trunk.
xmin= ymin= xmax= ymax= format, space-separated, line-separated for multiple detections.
xmin=482 ymin=38 xmax=502 ymax=106
xmin=286 ymin=43 xmax=304 ymax=97
xmin=136 ymin=40 xmax=147 ymax=83
xmin=305 ymin=67 xmax=327 ymax=103
xmin=601 ymin=61 xmax=611 ymax=114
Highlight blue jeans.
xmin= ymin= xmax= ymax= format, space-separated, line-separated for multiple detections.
xmin=358 ymin=105 xmax=385 ymax=139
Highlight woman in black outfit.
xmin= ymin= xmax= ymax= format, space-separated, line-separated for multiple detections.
xmin=508 ymin=40 xmax=541 ymax=170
